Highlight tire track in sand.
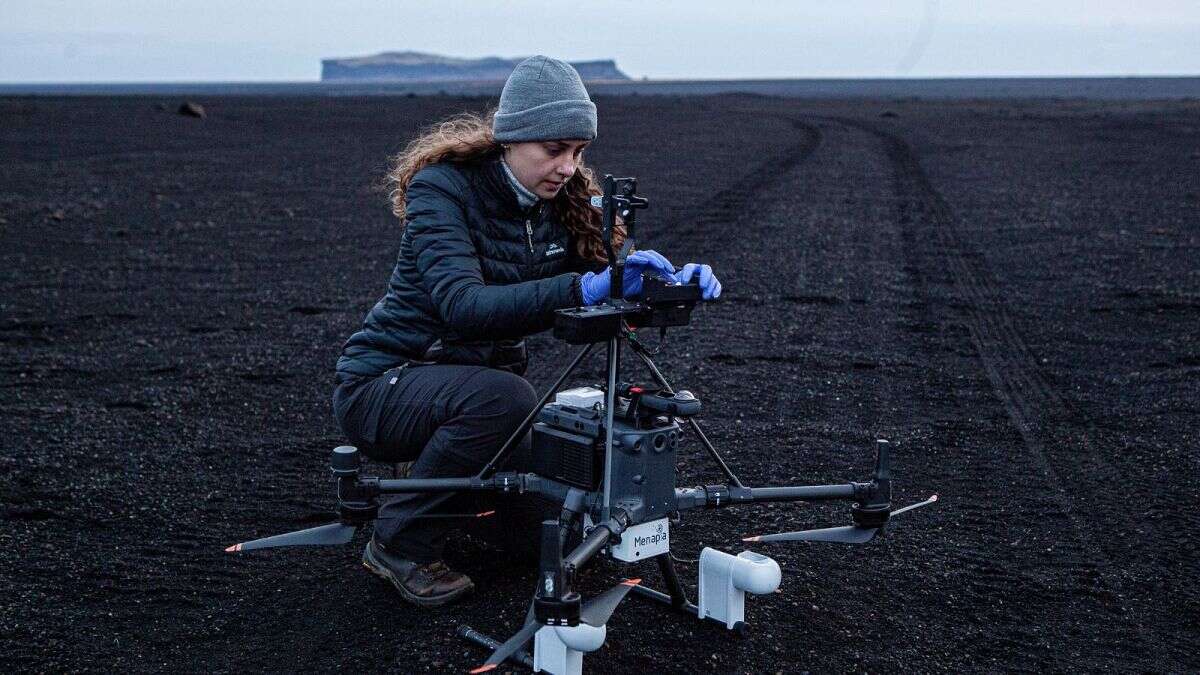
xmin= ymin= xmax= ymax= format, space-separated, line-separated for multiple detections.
xmin=833 ymin=116 xmax=1193 ymax=670
xmin=695 ymin=117 xmax=822 ymax=228
xmin=662 ymin=117 xmax=822 ymax=242
xmin=637 ymin=115 xmax=822 ymax=487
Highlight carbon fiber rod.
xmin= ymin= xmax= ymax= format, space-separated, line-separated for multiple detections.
xmin=476 ymin=342 xmax=595 ymax=479
xmin=627 ymin=340 xmax=745 ymax=488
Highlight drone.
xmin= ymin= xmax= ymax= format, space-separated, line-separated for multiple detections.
xmin=227 ymin=174 xmax=938 ymax=674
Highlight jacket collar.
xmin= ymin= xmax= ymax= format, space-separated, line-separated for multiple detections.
xmin=481 ymin=155 xmax=545 ymax=219
xmin=500 ymin=158 xmax=540 ymax=209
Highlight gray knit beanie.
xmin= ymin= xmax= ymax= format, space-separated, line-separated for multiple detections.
xmin=493 ymin=56 xmax=597 ymax=142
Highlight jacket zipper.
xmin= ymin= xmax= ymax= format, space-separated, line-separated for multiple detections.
xmin=525 ymin=219 xmax=534 ymax=253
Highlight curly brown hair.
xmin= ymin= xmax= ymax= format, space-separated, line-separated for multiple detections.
xmin=384 ymin=108 xmax=624 ymax=265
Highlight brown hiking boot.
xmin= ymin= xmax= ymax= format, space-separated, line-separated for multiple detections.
xmin=362 ymin=536 xmax=474 ymax=607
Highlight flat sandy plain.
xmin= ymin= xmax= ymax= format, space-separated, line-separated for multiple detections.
xmin=2 ymin=93 xmax=1197 ymax=672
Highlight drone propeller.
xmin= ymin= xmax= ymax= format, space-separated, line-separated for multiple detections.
xmin=743 ymin=495 xmax=938 ymax=545
xmin=889 ymin=496 xmax=937 ymax=517
xmin=400 ymin=510 xmax=497 ymax=521
xmin=225 ymin=522 xmax=357 ymax=552
xmin=580 ymin=578 xmax=641 ymax=627
xmin=745 ymin=524 xmax=877 ymax=545
xmin=225 ymin=511 xmax=495 ymax=553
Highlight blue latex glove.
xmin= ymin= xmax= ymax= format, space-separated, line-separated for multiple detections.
xmin=579 ymin=249 xmax=676 ymax=305
xmin=672 ymin=262 xmax=722 ymax=300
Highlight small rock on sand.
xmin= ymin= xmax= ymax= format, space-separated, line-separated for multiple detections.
xmin=178 ymin=102 xmax=206 ymax=119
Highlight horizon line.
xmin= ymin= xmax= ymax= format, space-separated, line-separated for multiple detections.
xmin=3 ymin=73 xmax=1200 ymax=87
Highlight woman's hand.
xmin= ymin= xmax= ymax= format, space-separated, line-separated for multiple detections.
xmin=672 ymin=262 xmax=722 ymax=300
xmin=579 ymin=249 xmax=676 ymax=305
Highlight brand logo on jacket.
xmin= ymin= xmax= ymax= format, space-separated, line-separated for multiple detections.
xmin=545 ymin=242 xmax=566 ymax=258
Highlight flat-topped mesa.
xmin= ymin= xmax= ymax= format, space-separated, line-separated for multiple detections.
xmin=320 ymin=51 xmax=630 ymax=82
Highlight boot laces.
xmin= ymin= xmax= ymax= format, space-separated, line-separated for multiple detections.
xmin=419 ymin=560 xmax=452 ymax=580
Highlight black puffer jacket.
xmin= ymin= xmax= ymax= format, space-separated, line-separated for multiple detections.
xmin=336 ymin=154 xmax=603 ymax=378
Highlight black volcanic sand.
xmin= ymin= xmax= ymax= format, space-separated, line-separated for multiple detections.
xmin=2 ymin=94 xmax=1197 ymax=672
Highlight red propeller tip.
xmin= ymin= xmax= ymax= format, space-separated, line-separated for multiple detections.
xmin=742 ymin=536 xmax=761 ymax=542
xmin=621 ymin=578 xmax=643 ymax=586
xmin=225 ymin=543 xmax=242 ymax=553
xmin=469 ymin=665 xmax=497 ymax=673
xmin=476 ymin=510 xmax=496 ymax=518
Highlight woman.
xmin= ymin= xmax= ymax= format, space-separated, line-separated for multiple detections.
xmin=332 ymin=56 xmax=722 ymax=608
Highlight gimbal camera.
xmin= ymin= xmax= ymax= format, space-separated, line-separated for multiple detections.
xmin=227 ymin=175 xmax=938 ymax=674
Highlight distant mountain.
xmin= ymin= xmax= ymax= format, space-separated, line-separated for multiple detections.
xmin=320 ymin=51 xmax=629 ymax=82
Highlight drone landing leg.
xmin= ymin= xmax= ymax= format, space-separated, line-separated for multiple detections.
xmin=627 ymin=554 xmax=751 ymax=636
xmin=658 ymin=553 xmax=689 ymax=608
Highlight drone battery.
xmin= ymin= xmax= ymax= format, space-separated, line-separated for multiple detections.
xmin=532 ymin=403 xmax=606 ymax=490
xmin=554 ymin=386 xmax=605 ymax=410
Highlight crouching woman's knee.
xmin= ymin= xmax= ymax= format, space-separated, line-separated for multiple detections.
xmin=461 ymin=368 xmax=539 ymax=432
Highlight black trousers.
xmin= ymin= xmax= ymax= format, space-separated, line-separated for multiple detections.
xmin=332 ymin=363 xmax=547 ymax=563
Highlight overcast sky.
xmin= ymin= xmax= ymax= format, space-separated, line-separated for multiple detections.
xmin=2 ymin=1 xmax=1198 ymax=82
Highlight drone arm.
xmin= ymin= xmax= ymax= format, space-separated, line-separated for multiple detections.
xmin=747 ymin=484 xmax=862 ymax=502
xmin=371 ymin=475 xmax=508 ymax=494
xmin=675 ymin=441 xmax=894 ymax=511
xmin=562 ymin=509 xmax=630 ymax=574
xmin=366 ymin=472 xmax=574 ymax=502
xmin=674 ymin=482 xmax=873 ymax=511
